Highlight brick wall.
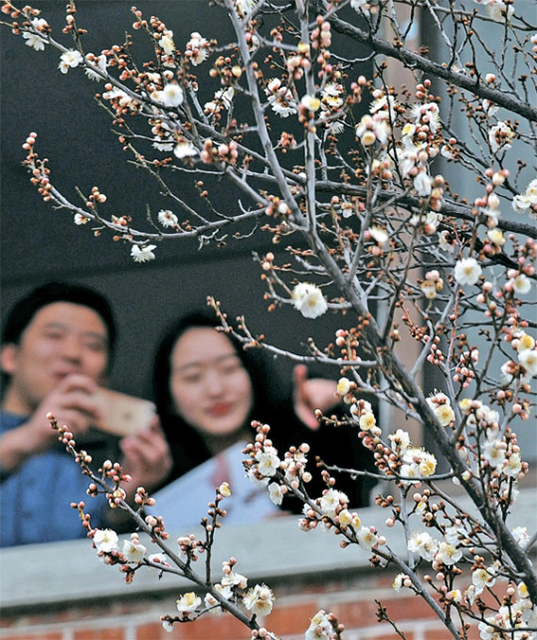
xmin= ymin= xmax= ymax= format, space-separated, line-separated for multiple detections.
xmin=0 ymin=575 xmax=460 ymax=640
xmin=1 ymin=488 xmax=535 ymax=640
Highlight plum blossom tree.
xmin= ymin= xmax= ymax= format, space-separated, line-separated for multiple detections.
xmin=1 ymin=0 xmax=536 ymax=638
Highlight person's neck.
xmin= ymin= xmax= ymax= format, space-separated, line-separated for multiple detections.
xmin=203 ymin=428 xmax=249 ymax=456
xmin=1 ymin=386 xmax=33 ymax=416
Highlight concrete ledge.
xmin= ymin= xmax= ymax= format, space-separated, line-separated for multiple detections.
xmin=1 ymin=488 xmax=535 ymax=614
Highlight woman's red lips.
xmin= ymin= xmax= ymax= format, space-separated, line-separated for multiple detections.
xmin=207 ymin=403 xmax=233 ymax=417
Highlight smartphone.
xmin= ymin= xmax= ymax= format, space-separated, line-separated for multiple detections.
xmin=93 ymin=388 xmax=156 ymax=437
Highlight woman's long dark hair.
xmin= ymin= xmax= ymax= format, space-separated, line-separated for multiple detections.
xmin=152 ymin=310 xmax=288 ymax=482
xmin=153 ymin=310 xmax=377 ymax=507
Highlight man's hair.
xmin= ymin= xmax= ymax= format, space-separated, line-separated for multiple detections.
xmin=1 ymin=282 xmax=117 ymax=359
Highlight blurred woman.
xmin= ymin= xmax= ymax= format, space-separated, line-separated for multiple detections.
xmin=151 ymin=311 xmax=375 ymax=527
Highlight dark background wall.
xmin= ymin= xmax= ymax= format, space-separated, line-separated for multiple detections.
xmin=1 ymin=1 xmax=368 ymax=399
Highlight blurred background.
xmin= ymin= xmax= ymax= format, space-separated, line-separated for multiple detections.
xmin=1 ymin=0 xmax=368 ymax=399
xmin=2 ymin=1 xmax=535 ymax=464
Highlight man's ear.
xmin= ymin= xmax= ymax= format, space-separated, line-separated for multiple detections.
xmin=0 ymin=343 xmax=19 ymax=375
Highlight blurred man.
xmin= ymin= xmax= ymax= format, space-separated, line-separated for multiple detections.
xmin=0 ymin=282 xmax=171 ymax=546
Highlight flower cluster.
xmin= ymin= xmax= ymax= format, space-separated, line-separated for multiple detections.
xmin=305 ymin=610 xmax=343 ymax=640
xmin=512 ymin=178 xmax=537 ymax=216
xmin=291 ymin=283 xmax=328 ymax=319
xmin=91 ymin=529 xmax=148 ymax=567
xmin=388 ymin=429 xmax=438 ymax=482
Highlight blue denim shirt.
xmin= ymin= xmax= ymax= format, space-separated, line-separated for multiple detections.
xmin=0 ymin=411 xmax=108 ymax=547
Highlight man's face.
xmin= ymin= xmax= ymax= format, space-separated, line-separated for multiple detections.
xmin=1 ymin=302 xmax=109 ymax=413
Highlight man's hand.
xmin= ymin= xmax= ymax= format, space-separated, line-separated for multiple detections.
xmin=293 ymin=364 xmax=340 ymax=430
xmin=0 ymin=374 xmax=104 ymax=474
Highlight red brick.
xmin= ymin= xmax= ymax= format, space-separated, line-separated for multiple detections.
xmin=330 ymin=597 xmax=383 ymax=627
xmin=74 ymin=627 xmax=125 ymax=640
xmin=137 ymin=621 xmax=181 ymax=639
xmin=268 ymin=601 xmax=319 ymax=635
xmin=173 ymin=613 xmax=250 ymax=640
xmin=0 ymin=633 xmax=63 ymax=640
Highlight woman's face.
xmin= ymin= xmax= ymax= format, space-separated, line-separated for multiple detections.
xmin=169 ymin=327 xmax=254 ymax=437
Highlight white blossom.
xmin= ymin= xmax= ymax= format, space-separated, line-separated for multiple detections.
xmin=444 ymin=526 xmax=464 ymax=546
xmin=103 ymin=87 xmax=136 ymax=108
xmin=292 ymin=283 xmax=328 ymax=319
xmin=433 ymin=403 xmax=455 ymax=426
xmin=22 ymin=18 xmax=48 ymax=51
xmin=487 ymin=228 xmax=505 ymax=246
xmin=439 ymin=230 xmax=455 ymax=253
xmin=518 ymin=349 xmax=537 ymax=377
xmin=408 ymin=531 xmax=438 ymax=561
xmin=319 ymin=488 xmax=348 ymax=518
xmin=235 ymin=0 xmax=257 ymax=17
xmin=221 ymin=569 xmax=248 ymax=589
xmin=204 ymin=583 xmax=233 ymax=615
xmin=389 ymin=428 xmax=411 ymax=453
xmin=74 ymin=213 xmax=89 ymax=225
xmin=414 ymin=172 xmax=433 ymax=197
xmin=85 ymin=53 xmax=107 ymax=81
xmin=503 ymin=452 xmax=522 ymax=477
xmin=160 ymin=30 xmax=175 ymax=56
xmin=421 ymin=280 xmax=438 ymax=299
xmin=153 ymin=137 xmax=174 ymax=152
xmin=176 ymin=592 xmax=202 ymax=614
xmin=434 ymin=541 xmax=463 ymax=566
xmin=204 ymin=87 xmax=235 ymax=115
xmin=93 ymin=528 xmax=119 ymax=553
xmin=162 ymin=620 xmax=174 ymax=633
xmin=268 ymin=482 xmax=284 ymax=505
xmin=447 ymin=589 xmax=462 ymax=603
xmin=336 ymin=377 xmax=351 ymax=396
xmin=500 ymin=361 xmax=514 ymax=385
xmin=265 ymin=78 xmax=297 ymax=117
xmin=356 ymin=526 xmax=378 ymax=550
xmin=305 ymin=611 xmax=337 ymax=640
xmin=482 ymin=440 xmax=506 ymax=468
xmin=472 ymin=566 xmax=496 ymax=593
xmin=512 ymin=179 xmax=537 ymax=213
xmin=321 ymin=82 xmax=344 ymax=109
xmin=371 ymin=94 xmax=398 ymax=120
xmin=255 ymin=447 xmax=280 ymax=477
xmin=219 ymin=481 xmax=232 ymax=497
xmin=482 ymin=99 xmax=499 ymax=117
xmin=369 ymin=225 xmax=389 ymax=245
xmin=131 ymin=244 xmax=157 ymax=263
xmin=174 ymin=142 xmax=197 ymax=159
xmin=243 ymin=584 xmax=275 ymax=617
xmin=516 ymin=332 xmax=535 ymax=353
xmin=158 ymin=209 xmax=178 ymax=227
xmin=488 ymin=121 xmax=515 ymax=153
xmin=356 ymin=114 xmax=390 ymax=146
xmin=509 ymin=273 xmax=532 ymax=295
xmin=186 ymin=32 xmax=209 ymax=65
xmin=156 ymin=83 xmax=184 ymax=108
xmin=122 ymin=537 xmax=147 ymax=563
xmin=359 ymin=411 xmax=377 ymax=431
xmin=59 ymin=49 xmax=84 ymax=74
xmin=454 ymin=257 xmax=482 ymax=286
xmin=350 ymin=0 xmax=371 ymax=13
xmin=412 ymin=102 xmax=441 ymax=133
xmin=392 ymin=573 xmax=406 ymax=591
xmin=473 ymin=0 xmax=514 ymax=22
xmin=301 ymin=94 xmax=321 ymax=112
xmin=401 ymin=447 xmax=437 ymax=479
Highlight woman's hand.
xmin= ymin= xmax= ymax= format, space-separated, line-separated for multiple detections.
xmin=293 ymin=364 xmax=340 ymax=430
